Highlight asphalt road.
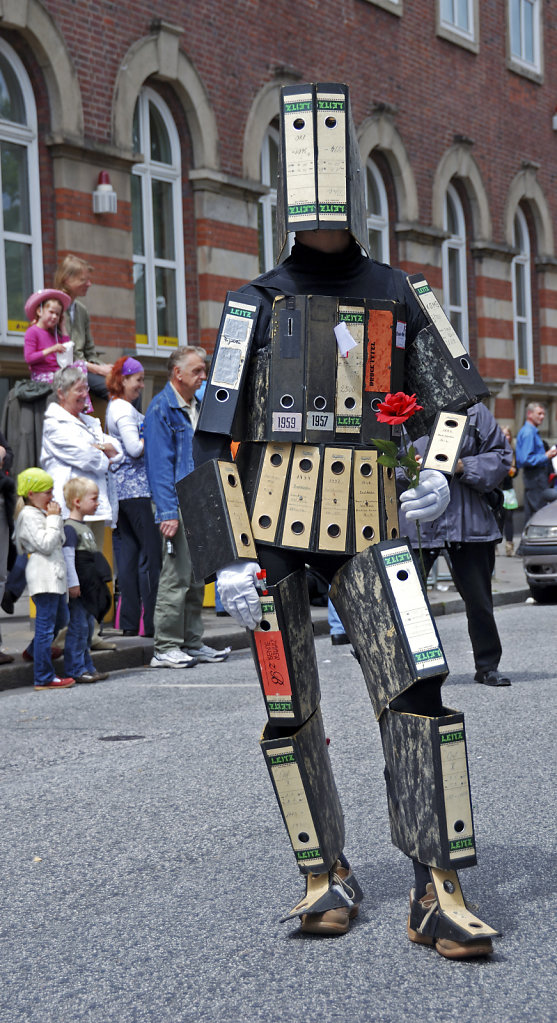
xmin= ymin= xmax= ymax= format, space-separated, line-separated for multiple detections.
xmin=1 ymin=601 xmax=555 ymax=1023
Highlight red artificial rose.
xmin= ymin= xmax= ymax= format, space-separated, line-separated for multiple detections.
xmin=375 ymin=391 xmax=423 ymax=425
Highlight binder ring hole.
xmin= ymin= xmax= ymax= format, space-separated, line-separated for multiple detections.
xmin=258 ymin=515 xmax=272 ymax=530
xmin=362 ymin=526 xmax=375 ymax=540
xmin=396 ymin=570 xmax=409 ymax=582
xmin=327 ymin=524 xmax=341 ymax=538
xmin=454 ymin=819 xmax=465 ymax=833
xmin=314 ymin=395 xmax=326 ymax=410
xmin=299 ymin=458 xmax=313 ymax=472
xmin=291 ymin=521 xmax=304 ymax=535
xmin=240 ymin=533 xmax=250 ymax=547
xmin=293 ymin=118 xmax=305 ymax=130
xmin=386 ymin=467 xmax=394 ymax=479
xmin=391 ymin=528 xmax=398 ymax=538
xmin=435 ymin=453 xmax=449 ymax=463
xmin=227 ymin=474 xmax=237 ymax=487
xmin=360 ymin=462 xmax=373 ymax=477
xmin=443 ymin=880 xmax=456 ymax=894
xmin=270 ymin=453 xmax=283 ymax=467
xmin=325 ymin=116 xmax=337 ymax=128
xmin=260 ymin=619 xmax=271 ymax=631
xmin=331 ymin=461 xmax=345 ymax=475
xmin=370 ymin=398 xmax=382 ymax=411
xmin=280 ymin=394 xmax=294 ymax=409
xmin=215 ymin=389 xmax=229 ymax=403
xmin=298 ymin=832 xmax=310 ymax=843
xmin=344 ymin=397 xmax=356 ymax=410
xmin=445 ymin=419 xmax=458 ymax=428
xmin=460 ymin=357 xmax=470 ymax=370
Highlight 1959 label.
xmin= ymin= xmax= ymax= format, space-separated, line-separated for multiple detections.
xmin=272 ymin=412 xmax=302 ymax=432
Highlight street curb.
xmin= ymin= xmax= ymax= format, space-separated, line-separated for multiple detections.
xmin=0 ymin=585 xmax=530 ymax=693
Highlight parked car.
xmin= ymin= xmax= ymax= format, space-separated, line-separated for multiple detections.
xmin=517 ymin=501 xmax=557 ymax=602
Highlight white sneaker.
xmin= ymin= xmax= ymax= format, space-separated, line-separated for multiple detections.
xmin=150 ymin=648 xmax=197 ymax=668
xmin=182 ymin=643 xmax=231 ymax=663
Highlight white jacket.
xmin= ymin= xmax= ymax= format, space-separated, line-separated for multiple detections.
xmin=15 ymin=505 xmax=67 ymax=596
xmin=40 ymin=402 xmax=122 ymax=520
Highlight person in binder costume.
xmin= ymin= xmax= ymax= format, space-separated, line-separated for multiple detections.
xmin=179 ymin=83 xmax=500 ymax=957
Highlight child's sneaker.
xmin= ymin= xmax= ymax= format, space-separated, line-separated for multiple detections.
xmin=34 ymin=676 xmax=75 ymax=690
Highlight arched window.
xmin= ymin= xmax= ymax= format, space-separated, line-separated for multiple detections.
xmin=512 ymin=207 xmax=534 ymax=382
xmin=442 ymin=183 xmax=468 ymax=348
xmin=132 ymin=87 xmax=186 ymax=353
xmin=258 ymin=124 xmax=279 ymax=272
xmin=365 ymin=157 xmax=389 ymax=263
xmin=0 ymin=38 xmax=42 ymax=344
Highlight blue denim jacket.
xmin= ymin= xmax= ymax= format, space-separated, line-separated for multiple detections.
xmin=143 ymin=381 xmax=196 ymax=522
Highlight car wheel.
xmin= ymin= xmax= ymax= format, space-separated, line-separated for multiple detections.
xmin=529 ymin=583 xmax=557 ymax=604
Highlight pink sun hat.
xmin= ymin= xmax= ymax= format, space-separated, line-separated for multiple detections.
xmin=25 ymin=288 xmax=71 ymax=322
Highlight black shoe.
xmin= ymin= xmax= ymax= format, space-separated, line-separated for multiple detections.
xmin=122 ymin=629 xmax=138 ymax=637
xmin=331 ymin=634 xmax=350 ymax=646
xmin=474 ymin=669 xmax=511 ymax=687
xmin=1 ymin=590 xmax=15 ymax=615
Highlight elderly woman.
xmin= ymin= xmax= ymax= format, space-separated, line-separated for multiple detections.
xmin=40 ymin=366 xmax=122 ymax=550
xmin=105 ymin=356 xmax=161 ymax=637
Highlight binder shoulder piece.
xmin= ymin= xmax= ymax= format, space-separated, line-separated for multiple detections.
xmin=404 ymin=275 xmax=489 ymax=441
xmin=197 ymin=292 xmax=261 ymax=437
xmin=176 ymin=460 xmax=257 ymax=581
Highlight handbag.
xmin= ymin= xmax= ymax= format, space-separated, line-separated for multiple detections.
xmin=503 ymin=486 xmax=518 ymax=511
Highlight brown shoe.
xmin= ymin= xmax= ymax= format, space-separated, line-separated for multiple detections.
xmin=300 ymin=860 xmax=360 ymax=936
xmin=301 ymin=904 xmax=359 ymax=935
xmin=0 ymin=651 xmax=14 ymax=665
xmin=407 ymin=884 xmax=493 ymax=959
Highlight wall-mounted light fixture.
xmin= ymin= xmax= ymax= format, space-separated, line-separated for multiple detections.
xmin=92 ymin=170 xmax=117 ymax=214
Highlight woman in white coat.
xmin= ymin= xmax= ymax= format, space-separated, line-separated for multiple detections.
xmin=40 ymin=366 xmax=123 ymax=550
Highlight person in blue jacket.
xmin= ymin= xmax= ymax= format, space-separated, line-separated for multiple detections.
xmin=515 ymin=402 xmax=557 ymax=522
xmin=143 ymin=347 xmax=229 ymax=668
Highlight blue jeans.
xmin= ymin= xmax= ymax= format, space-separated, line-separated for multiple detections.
xmin=64 ymin=597 xmax=96 ymax=677
xmin=328 ymin=596 xmax=345 ymax=636
xmin=29 ymin=593 xmax=69 ymax=686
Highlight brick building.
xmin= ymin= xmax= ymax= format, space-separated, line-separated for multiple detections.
xmin=0 ymin=0 xmax=555 ymax=434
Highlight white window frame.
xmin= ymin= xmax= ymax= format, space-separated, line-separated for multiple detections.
xmin=512 ymin=207 xmax=534 ymax=383
xmin=0 ymin=38 xmax=43 ymax=345
xmin=437 ymin=0 xmax=479 ymax=52
xmin=360 ymin=0 xmax=402 ymax=16
xmin=508 ymin=0 xmax=542 ymax=78
xmin=442 ymin=183 xmax=469 ymax=349
xmin=365 ymin=157 xmax=390 ymax=264
xmin=258 ymin=125 xmax=279 ymax=272
xmin=132 ymin=87 xmax=187 ymax=354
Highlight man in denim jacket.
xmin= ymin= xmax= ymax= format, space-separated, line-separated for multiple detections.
xmin=144 ymin=347 xmax=229 ymax=668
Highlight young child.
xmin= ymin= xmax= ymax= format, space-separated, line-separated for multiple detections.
xmin=62 ymin=478 xmax=110 ymax=684
xmin=14 ymin=468 xmax=75 ymax=690
xmin=23 ymin=288 xmax=93 ymax=411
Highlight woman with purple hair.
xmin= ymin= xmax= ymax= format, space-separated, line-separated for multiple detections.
xmin=105 ymin=357 xmax=161 ymax=637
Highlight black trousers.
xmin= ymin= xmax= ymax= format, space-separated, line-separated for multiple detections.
xmin=421 ymin=543 xmax=501 ymax=673
xmin=117 ymin=497 xmax=161 ymax=634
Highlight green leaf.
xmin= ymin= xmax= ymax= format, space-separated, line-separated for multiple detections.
xmin=371 ymin=438 xmax=399 ymax=458
xmin=377 ymin=454 xmax=398 ymax=469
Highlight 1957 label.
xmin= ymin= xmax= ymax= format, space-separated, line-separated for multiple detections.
xmin=307 ymin=412 xmax=334 ymax=430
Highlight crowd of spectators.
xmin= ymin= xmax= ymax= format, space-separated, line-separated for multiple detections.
xmin=0 ymin=257 xmax=229 ymax=683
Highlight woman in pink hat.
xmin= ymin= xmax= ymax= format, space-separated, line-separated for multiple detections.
xmin=23 ymin=288 xmax=92 ymax=410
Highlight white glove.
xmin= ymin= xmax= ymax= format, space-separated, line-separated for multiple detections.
xmin=217 ymin=561 xmax=263 ymax=630
xmin=399 ymin=468 xmax=450 ymax=523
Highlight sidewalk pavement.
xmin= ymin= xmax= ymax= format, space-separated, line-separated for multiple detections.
xmin=0 ymin=544 xmax=530 ymax=692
